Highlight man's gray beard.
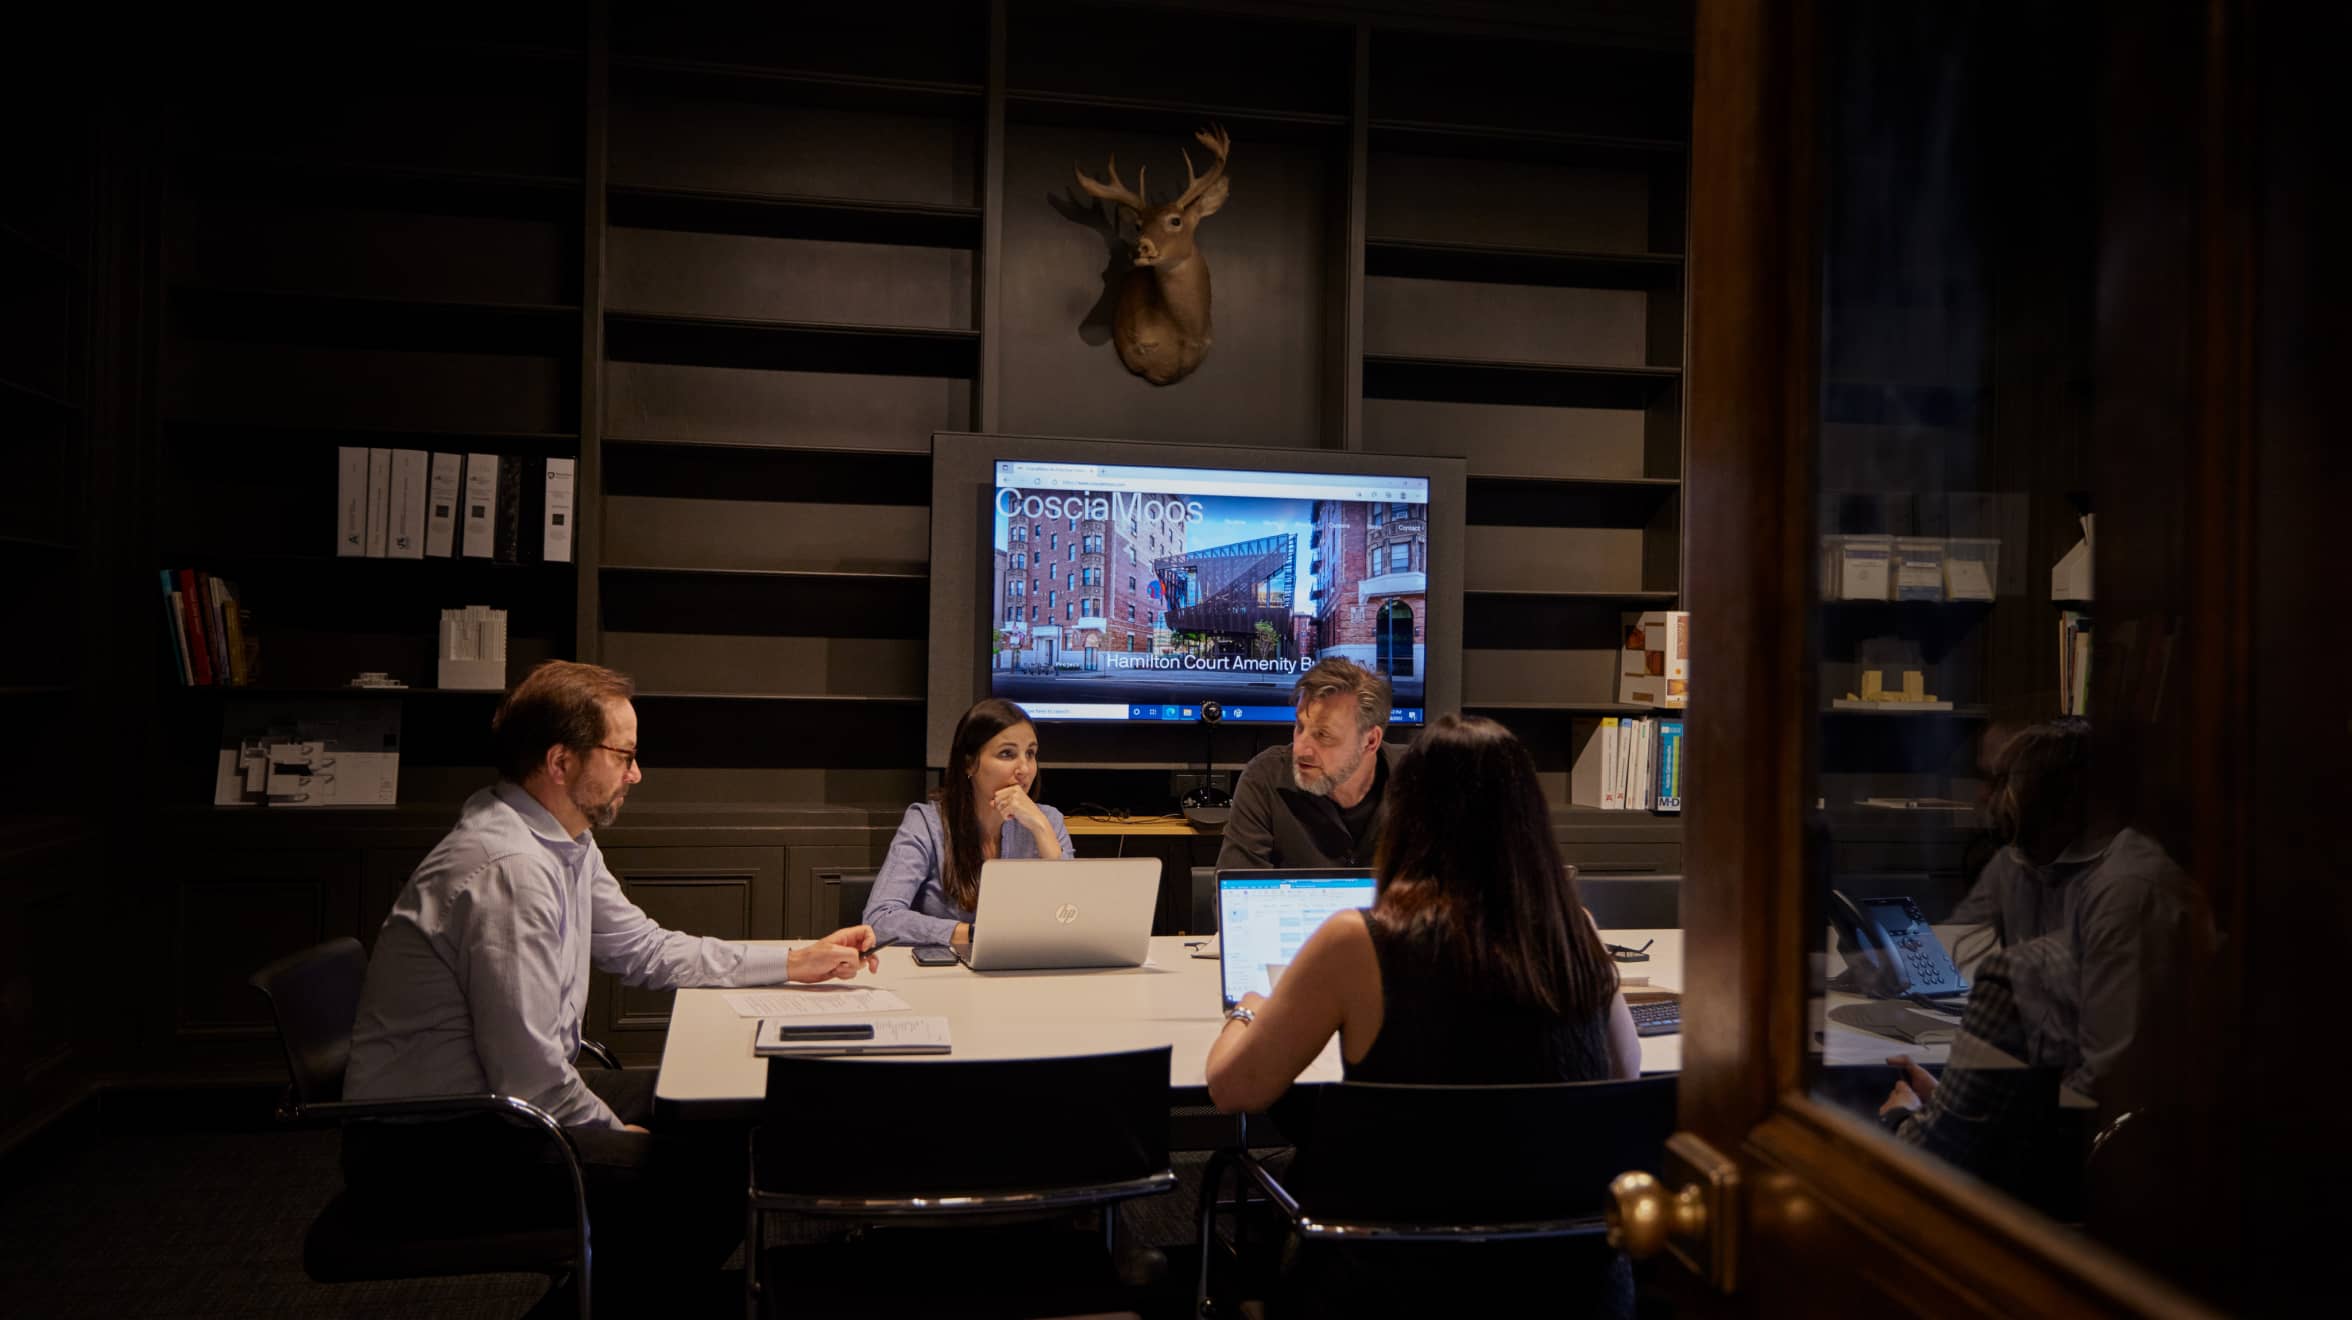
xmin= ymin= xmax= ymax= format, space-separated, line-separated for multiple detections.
xmin=576 ymin=788 xmax=623 ymax=830
xmin=1291 ymin=766 xmax=1333 ymax=798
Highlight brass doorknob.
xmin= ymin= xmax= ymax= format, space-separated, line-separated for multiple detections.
xmin=1606 ymin=1169 xmax=1710 ymax=1259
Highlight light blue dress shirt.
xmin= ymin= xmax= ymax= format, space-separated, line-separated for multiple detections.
xmin=862 ymin=800 xmax=1077 ymax=946
xmin=346 ymin=781 xmax=800 ymax=1131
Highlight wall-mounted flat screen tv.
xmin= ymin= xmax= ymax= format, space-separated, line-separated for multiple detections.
xmin=988 ymin=458 xmax=1431 ymax=725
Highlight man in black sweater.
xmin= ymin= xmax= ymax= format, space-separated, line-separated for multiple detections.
xmin=1217 ymin=657 xmax=1404 ymax=870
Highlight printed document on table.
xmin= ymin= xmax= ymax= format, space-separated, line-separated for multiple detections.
xmin=724 ymin=987 xmax=911 ymax=1017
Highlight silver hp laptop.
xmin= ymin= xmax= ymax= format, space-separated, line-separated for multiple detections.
xmin=951 ymin=858 xmax=1161 ymax=971
xmin=1216 ymin=868 xmax=1378 ymax=1009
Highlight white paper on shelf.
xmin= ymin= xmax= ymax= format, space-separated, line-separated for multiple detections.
xmin=724 ymin=987 xmax=911 ymax=1018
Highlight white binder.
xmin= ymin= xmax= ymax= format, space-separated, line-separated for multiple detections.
xmin=336 ymin=447 xmax=368 ymax=557
xmin=387 ymin=449 xmax=427 ymax=559
xmin=460 ymin=453 xmax=498 ymax=559
xmin=543 ymin=456 xmax=575 ymax=563
xmin=363 ymin=448 xmax=391 ymax=558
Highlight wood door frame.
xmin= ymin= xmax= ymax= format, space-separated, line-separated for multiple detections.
xmin=1679 ymin=1 xmax=2220 ymax=1313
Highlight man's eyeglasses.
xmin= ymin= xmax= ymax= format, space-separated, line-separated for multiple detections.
xmin=596 ymin=744 xmax=640 ymax=771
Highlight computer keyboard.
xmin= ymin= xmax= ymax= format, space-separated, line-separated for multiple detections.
xmin=1630 ymin=998 xmax=1681 ymax=1037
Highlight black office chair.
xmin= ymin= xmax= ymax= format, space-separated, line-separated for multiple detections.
xmin=248 ymin=937 xmax=616 ymax=1319
xmin=1197 ymin=1075 xmax=1678 ymax=1318
xmin=1576 ymin=873 xmax=1682 ymax=930
xmin=1190 ymin=865 xmax=1219 ymax=935
xmin=747 ymin=1046 xmax=1178 ymax=1319
xmin=834 ymin=872 xmax=879 ymax=931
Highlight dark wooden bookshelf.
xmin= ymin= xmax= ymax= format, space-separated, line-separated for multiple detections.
xmin=1364 ymin=238 xmax=1683 ymax=290
xmin=607 ymin=185 xmax=982 ymax=248
xmin=1003 ymin=88 xmax=1349 ymax=141
xmin=0 ymin=532 xmax=77 ymax=553
xmin=1362 ymin=354 xmax=1679 ymax=409
xmin=172 ymin=154 xmax=582 ymax=222
xmin=0 ymin=218 xmax=79 ymax=271
xmin=0 ymin=373 xmax=77 ymax=411
xmin=610 ymin=55 xmax=984 ymax=116
xmin=603 ymin=440 xmax=929 ymax=504
xmin=1822 ymin=704 xmax=1994 ymax=720
xmin=1367 ymin=121 xmax=1686 ymax=170
xmin=168 ymin=287 xmax=580 ymax=355
xmin=603 ymin=310 xmax=979 ymax=376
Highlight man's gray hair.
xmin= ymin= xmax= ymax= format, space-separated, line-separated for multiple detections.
xmin=1292 ymin=657 xmax=1392 ymax=733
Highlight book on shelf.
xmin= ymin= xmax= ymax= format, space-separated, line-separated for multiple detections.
xmin=1571 ymin=714 xmax=1680 ymax=814
xmin=2059 ymin=609 xmax=2093 ymax=715
xmin=212 ymin=697 xmax=400 ymax=807
xmin=160 ymin=569 xmax=256 ymax=686
xmin=1654 ymin=718 xmax=1683 ymax=813
xmin=1618 ymin=610 xmax=1689 ymax=708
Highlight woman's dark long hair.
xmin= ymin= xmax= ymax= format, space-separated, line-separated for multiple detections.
xmin=1372 ymin=714 xmax=1616 ymax=1021
xmin=930 ymin=698 xmax=1037 ymax=910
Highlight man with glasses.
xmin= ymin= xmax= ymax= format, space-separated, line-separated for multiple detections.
xmin=344 ymin=660 xmax=879 ymax=1313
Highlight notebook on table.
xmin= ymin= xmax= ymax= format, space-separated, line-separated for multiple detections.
xmin=753 ymin=1016 xmax=953 ymax=1056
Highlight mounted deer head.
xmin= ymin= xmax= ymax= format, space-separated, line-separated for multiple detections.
xmin=1073 ymin=124 xmax=1232 ymax=385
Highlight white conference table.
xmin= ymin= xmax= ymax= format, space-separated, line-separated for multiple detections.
xmin=656 ymin=930 xmax=1685 ymax=1120
xmin=652 ymin=927 xmax=1999 ymax=1120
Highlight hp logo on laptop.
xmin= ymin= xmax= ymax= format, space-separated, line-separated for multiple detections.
xmin=1055 ymin=903 xmax=1080 ymax=924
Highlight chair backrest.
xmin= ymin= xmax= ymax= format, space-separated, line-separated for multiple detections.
xmin=1190 ymin=866 xmax=1218 ymax=934
xmin=248 ymin=937 xmax=368 ymax=1106
xmin=1296 ymin=1074 xmax=1678 ymax=1226
xmin=756 ymin=1046 xmax=1171 ymax=1198
xmin=836 ymin=872 xmax=878 ymax=930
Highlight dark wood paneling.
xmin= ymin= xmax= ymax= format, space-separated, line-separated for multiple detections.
xmin=164 ymin=195 xmax=575 ymax=307
xmin=608 ymin=229 xmax=974 ymax=329
xmin=1462 ymin=526 xmax=1654 ymax=593
xmin=600 ymin=568 xmax=927 ymax=639
xmin=173 ymin=857 xmax=362 ymax=1037
xmin=1363 ymin=276 xmax=1655 ymax=368
xmin=163 ymin=341 xmax=573 ymax=434
xmin=1366 ymin=153 xmax=1655 ymax=252
xmin=1362 ymin=397 xmax=1655 ymax=480
xmin=602 ymin=497 xmax=928 ymax=575
xmin=994 ymin=121 xmax=1336 ymax=448
xmin=591 ymin=845 xmax=785 ymax=1058
xmin=1007 ymin=2 xmax=1352 ymax=120
xmin=612 ymin=3 xmax=985 ymax=87
xmin=1368 ymin=29 xmax=1690 ymax=142
xmin=167 ymin=47 xmax=581 ymax=180
xmin=0 ymin=252 xmax=73 ymax=397
xmin=610 ymin=98 xmax=979 ymax=205
xmin=604 ymin=361 xmax=967 ymax=450
xmin=603 ymin=634 xmax=926 ymax=700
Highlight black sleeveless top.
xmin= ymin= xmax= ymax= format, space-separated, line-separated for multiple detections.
xmin=1345 ymin=909 xmax=1614 ymax=1084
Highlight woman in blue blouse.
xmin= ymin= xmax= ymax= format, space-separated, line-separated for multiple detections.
xmin=864 ymin=698 xmax=1077 ymax=946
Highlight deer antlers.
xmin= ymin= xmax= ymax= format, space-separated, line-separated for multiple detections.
xmin=1173 ymin=123 xmax=1231 ymax=211
xmin=1074 ymin=123 xmax=1231 ymax=218
xmin=1074 ymin=154 xmax=1147 ymax=217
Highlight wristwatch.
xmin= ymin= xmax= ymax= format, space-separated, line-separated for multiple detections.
xmin=1223 ymin=1004 xmax=1256 ymax=1026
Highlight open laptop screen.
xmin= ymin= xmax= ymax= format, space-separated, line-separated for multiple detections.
xmin=1217 ymin=869 xmax=1379 ymax=1008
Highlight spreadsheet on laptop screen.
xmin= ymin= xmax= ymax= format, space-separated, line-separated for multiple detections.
xmin=1218 ymin=873 xmax=1377 ymax=1006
